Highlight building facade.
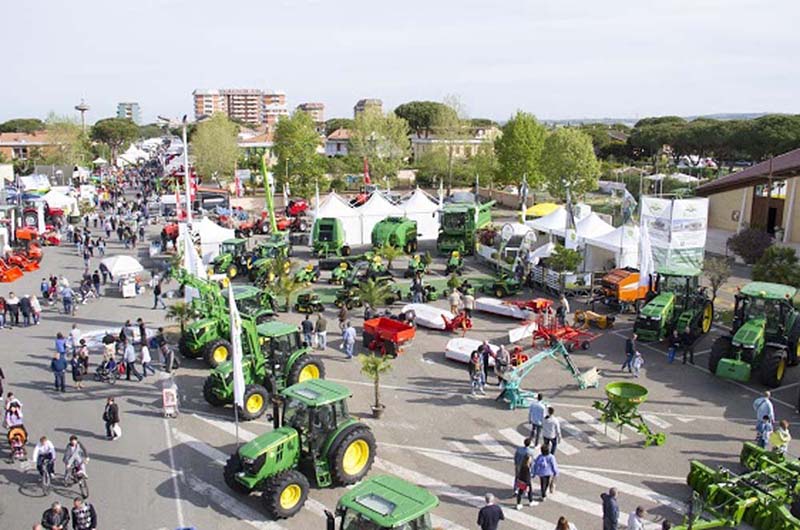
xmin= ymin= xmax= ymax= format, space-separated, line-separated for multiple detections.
xmin=116 ymin=102 xmax=141 ymax=124
xmin=353 ymin=98 xmax=382 ymax=118
xmin=296 ymin=102 xmax=324 ymax=123
xmin=410 ymin=126 xmax=500 ymax=162
xmin=0 ymin=131 xmax=53 ymax=161
xmin=192 ymin=89 xmax=288 ymax=127
xmin=325 ymin=128 xmax=350 ymax=157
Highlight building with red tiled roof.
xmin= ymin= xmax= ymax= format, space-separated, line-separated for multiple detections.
xmin=0 ymin=131 xmax=53 ymax=161
xmin=325 ymin=128 xmax=350 ymax=157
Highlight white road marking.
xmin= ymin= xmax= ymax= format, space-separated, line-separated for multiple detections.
xmin=675 ymin=417 xmax=695 ymax=423
xmin=560 ymin=464 xmax=685 ymax=482
xmin=642 ymin=414 xmax=672 ymax=429
xmin=448 ymin=441 xmax=471 ymax=453
xmin=173 ymin=429 xmax=228 ymax=462
xmin=374 ymin=457 xmax=551 ymax=530
xmin=572 ymin=411 xmax=628 ymax=442
xmin=474 ymin=433 xmax=513 ymax=458
xmin=498 ymin=427 xmax=526 ymax=446
xmin=559 ymin=418 xmax=604 ymax=448
xmin=692 ymin=349 xmax=711 ymax=357
xmin=163 ymin=418 xmax=186 ymax=529
xmin=193 ymin=412 xmax=257 ymax=441
xmin=561 ymin=468 xmax=685 ymax=513
xmin=183 ymin=473 xmax=285 ymax=530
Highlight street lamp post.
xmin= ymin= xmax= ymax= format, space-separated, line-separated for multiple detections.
xmin=182 ymin=115 xmax=192 ymax=224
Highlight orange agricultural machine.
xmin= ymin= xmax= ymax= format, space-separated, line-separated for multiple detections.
xmin=595 ymin=267 xmax=649 ymax=312
xmin=0 ymin=259 xmax=24 ymax=282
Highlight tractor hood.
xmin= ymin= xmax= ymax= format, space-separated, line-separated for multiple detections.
xmin=186 ymin=318 xmax=216 ymax=336
xmin=732 ymin=318 xmax=765 ymax=348
xmin=640 ymin=293 xmax=674 ymax=319
xmin=238 ymin=427 xmax=298 ymax=460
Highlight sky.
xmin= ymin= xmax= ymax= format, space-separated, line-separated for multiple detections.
xmin=3 ymin=0 xmax=799 ymax=125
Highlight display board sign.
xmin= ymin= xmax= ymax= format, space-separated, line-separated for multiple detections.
xmin=640 ymin=197 xmax=709 ymax=274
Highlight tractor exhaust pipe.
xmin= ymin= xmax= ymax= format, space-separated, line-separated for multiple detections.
xmin=324 ymin=510 xmax=335 ymax=530
xmin=272 ymin=392 xmax=282 ymax=429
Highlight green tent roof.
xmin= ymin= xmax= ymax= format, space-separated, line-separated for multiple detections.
xmin=740 ymin=282 xmax=797 ymax=301
xmin=338 ymin=475 xmax=439 ymax=527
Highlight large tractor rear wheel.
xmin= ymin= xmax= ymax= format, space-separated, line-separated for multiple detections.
xmin=223 ymin=453 xmax=250 ymax=494
xmin=239 ymin=384 xmax=270 ymax=421
xmin=328 ymin=426 xmax=376 ymax=486
xmin=288 ymin=355 xmax=326 ymax=385
xmin=788 ymin=320 xmax=800 ymax=366
xmin=262 ymin=470 xmax=309 ymax=519
xmin=202 ymin=377 xmax=226 ymax=407
xmin=700 ymin=301 xmax=714 ymax=335
xmin=204 ymin=338 xmax=233 ymax=368
xmin=708 ymin=336 xmax=731 ymax=375
xmin=759 ymin=347 xmax=788 ymax=388
xmin=178 ymin=335 xmax=201 ymax=359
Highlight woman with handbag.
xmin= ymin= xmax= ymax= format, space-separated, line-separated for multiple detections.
xmin=103 ymin=397 xmax=120 ymax=440
xmin=515 ymin=454 xmax=534 ymax=509
xmin=533 ymin=445 xmax=559 ymax=500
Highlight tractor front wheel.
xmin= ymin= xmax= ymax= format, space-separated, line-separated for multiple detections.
xmin=329 ymin=426 xmax=376 ymax=486
xmin=223 ymin=453 xmax=250 ymax=494
xmin=708 ymin=336 xmax=731 ymax=375
xmin=239 ymin=384 xmax=270 ymax=421
xmin=342 ymin=246 xmax=351 ymax=256
xmin=760 ymin=347 xmax=788 ymax=388
xmin=204 ymin=339 xmax=233 ymax=368
xmin=288 ymin=355 xmax=326 ymax=385
xmin=202 ymin=377 xmax=226 ymax=407
xmin=495 ymin=287 xmax=505 ymax=299
xmin=700 ymin=301 xmax=714 ymax=334
xmin=227 ymin=264 xmax=238 ymax=279
xmin=262 ymin=470 xmax=309 ymax=519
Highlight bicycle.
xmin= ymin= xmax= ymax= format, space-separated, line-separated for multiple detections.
xmin=38 ymin=454 xmax=54 ymax=495
xmin=65 ymin=459 xmax=89 ymax=499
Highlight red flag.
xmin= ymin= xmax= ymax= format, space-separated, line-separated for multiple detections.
xmin=363 ymin=157 xmax=371 ymax=185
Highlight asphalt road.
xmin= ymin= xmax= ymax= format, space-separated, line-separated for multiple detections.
xmin=1 ymin=225 xmax=798 ymax=530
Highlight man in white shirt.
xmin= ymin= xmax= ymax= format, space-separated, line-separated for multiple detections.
xmin=528 ymin=394 xmax=546 ymax=446
xmin=541 ymin=406 xmax=562 ymax=454
xmin=627 ymin=506 xmax=646 ymax=530
xmin=33 ymin=436 xmax=56 ymax=476
xmin=69 ymin=324 xmax=82 ymax=354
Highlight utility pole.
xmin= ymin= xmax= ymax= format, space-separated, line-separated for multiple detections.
xmin=182 ymin=115 xmax=192 ymax=223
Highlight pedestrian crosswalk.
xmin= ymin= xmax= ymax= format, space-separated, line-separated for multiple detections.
xmin=169 ymin=406 xmax=688 ymax=530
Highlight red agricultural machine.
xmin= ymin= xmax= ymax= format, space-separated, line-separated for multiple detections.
xmin=362 ymin=317 xmax=416 ymax=357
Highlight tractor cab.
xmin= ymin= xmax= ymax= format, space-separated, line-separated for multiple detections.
xmin=282 ymin=383 xmax=351 ymax=457
xmin=733 ymin=283 xmax=797 ymax=338
xmin=220 ymin=238 xmax=248 ymax=258
xmin=231 ymin=286 xmax=276 ymax=322
xmin=636 ymin=267 xmax=712 ymax=342
xmin=213 ymin=238 xmax=249 ymax=278
xmin=330 ymin=475 xmax=439 ymax=530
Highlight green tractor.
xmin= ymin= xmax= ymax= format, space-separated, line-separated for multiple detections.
xmin=329 ymin=262 xmax=352 ymax=285
xmin=313 ymin=217 xmax=351 ymax=258
xmin=223 ymin=380 xmax=375 ymax=519
xmin=325 ymin=475 xmax=440 ymax=530
xmin=445 ymin=250 xmax=464 ymax=275
xmin=211 ymin=238 xmax=250 ymax=278
xmin=203 ymin=321 xmax=326 ymax=420
xmin=483 ymin=273 xmax=521 ymax=299
xmin=709 ymin=282 xmax=800 ymax=388
xmin=294 ymin=264 xmax=321 ymax=284
xmin=371 ymin=217 xmax=419 ymax=254
xmin=403 ymin=254 xmax=429 ymax=279
xmin=294 ymin=292 xmax=325 ymax=314
xmin=633 ymin=267 xmax=713 ymax=342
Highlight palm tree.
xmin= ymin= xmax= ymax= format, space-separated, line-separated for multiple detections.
xmin=356 ymin=278 xmax=396 ymax=310
xmin=166 ymin=301 xmax=196 ymax=332
xmin=274 ymin=275 xmax=305 ymax=312
xmin=376 ymin=244 xmax=403 ymax=270
xmin=358 ymin=353 xmax=393 ymax=417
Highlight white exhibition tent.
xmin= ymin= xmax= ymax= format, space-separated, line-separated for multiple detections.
xmin=19 ymin=174 xmax=51 ymax=192
xmin=195 ymin=217 xmax=235 ymax=263
xmin=101 ymin=255 xmax=144 ymax=277
xmin=42 ymin=189 xmax=79 ymax=214
xmin=401 ymin=188 xmax=440 ymax=241
xmin=357 ymin=192 xmax=403 ymax=245
xmin=645 ymin=172 xmax=701 ymax=184
xmin=526 ymin=204 xmax=592 ymax=238
xmin=314 ymin=192 xmax=362 ymax=246
xmin=583 ymin=224 xmax=640 ymax=270
xmin=575 ymin=212 xmax=615 ymax=239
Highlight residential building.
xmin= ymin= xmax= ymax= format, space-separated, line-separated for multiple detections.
xmin=296 ymin=102 xmax=325 ymax=124
xmin=263 ymin=90 xmax=286 ymax=107
xmin=411 ymin=126 xmax=500 ymax=162
xmin=238 ymin=131 xmax=276 ymax=167
xmin=325 ymin=128 xmax=350 ymax=157
xmin=263 ymin=104 xmax=289 ymax=131
xmin=696 ymin=147 xmax=800 ymax=244
xmin=0 ymin=131 xmax=53 ymax=161
xmin=192 ymin=88 xmax=287 ymax=127
xmin=116 ymin=102 xmax=141 ymax=124
xmin=193 ymin=89 xmax=226 ymax=120
xmin=353 ymin=98 xmax=383 ymax=118
xmin=221 ymin=89 xmax=263 ymax=125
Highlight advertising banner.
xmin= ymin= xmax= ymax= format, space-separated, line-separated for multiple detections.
xmin=640 ymin=197 xmax=709 ymax=274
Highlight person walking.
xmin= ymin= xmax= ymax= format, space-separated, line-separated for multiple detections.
xmin=555 ymin=516 xmax=577 ymax=530
xmin=621 ymin=333 xmax=636 ymax=372
xmin=337 ymin=305 xmax=348 ymax=333
xmin=140 ymin=343 xmax=155 ymax=377
xmin=99 ymin=262 xmax=110 ymax=284
xmin=515 ymin=454 xmax=535 ymax=509
xmin=71 ymin=497 xmax=97 ymax=530
xmin=477 ymin=493 xmax=504 ymax=530
xmin=152 ymin=282 xmax=166 ymax=309
xmin=123 ymin=341 xmax=142 ymax=381
xmin=70 ymin=353 xmax=84 ymax=390
xmin=667 ymin=329 xmax=680 ymax=363
xmin=0 ymin=295 xmax=6 ymax=328
xmin=680 ymin=326 xmax=695 ymax=364
xmin=51 ymin=353 xmax=67 ymax=392
xmin=69 ymin=324 xmax=82 ymax=354
xmin=61 ymin=286 xmax=75 ymax=316
xmin=55 ymin=332 xmax=68 ymax=358
xmin=463 ymin=290 xmax=475 ymax=318
xmin=6 ymin=292 xmax=20 ymax=326
xmin=533 ymin=444 xmax=559 ymax=500
xmin=627 ymin=506 xmax=646 ymax=530
xmin=40 ymin=501 xmax=70 ymax=530
xmin=342 ymin=321 xmax=356 ymax=360
xmin=753 ymin=391 xmax=775 ymax=425
xmin=20 ymin=295 xmax=32 ymax=327
xmin=542 ymin=407 xmax=562 ymax=455
xmin=315 ymin=313 xmax=328 ymax=350
xmin=301 ymin=315 xmax=314 ymax=347
xmin=632 ymin=351 xmax=645 ymax=378
xmin=756 ymin=414 xmax=773 ymax=449
xmin=448 ymin=288 xmax=462 ymax=316
xmin=478 ymin=340 xmax=493 ymax=386
xmin=31 ymin=295 xmax=42 ymax=325
xmin=91 ymin=271 xmax=101 ymax=296
xmin=601 ymin=488 xmax=620 ymax=530
xmin=513 ymin=437 xmax=536 ymax=491
xmin=469 ymin=350 xmax=486 ymax=396
xmin=528 ymin=394 xmax=546 ymax=446
xmin=103 ymin=397 xmax=120 ymax=440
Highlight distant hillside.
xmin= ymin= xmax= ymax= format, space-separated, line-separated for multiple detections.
xmin=543 ymin=112 xmax=774 ymax=127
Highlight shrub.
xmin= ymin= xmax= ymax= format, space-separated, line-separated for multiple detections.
xmin=704 ymin=256 xmax=732 ymax=303
xmin=752 ymin=246 xmax=800 ymax=287
xmin=545 ymin=244 xmax=583 ymax=273
xmin=727 ymin=228 xmax=773 ymax=265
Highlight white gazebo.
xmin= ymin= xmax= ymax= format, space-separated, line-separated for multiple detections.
xmin=195 ymin=217 xmax=235 ymax=263
xmin=583 ymin=224 xmax=640 ymax=270
xmin=313 ymin=192 xmax=361 ymax=246
xmin=356 ymin=192 xmax=403 ymax=245
xmin=401 ymin=188 xmax=440 ymax=240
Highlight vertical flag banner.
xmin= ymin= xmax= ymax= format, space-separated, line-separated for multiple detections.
xmin=227 ymin=283 xmax=245 ymax=410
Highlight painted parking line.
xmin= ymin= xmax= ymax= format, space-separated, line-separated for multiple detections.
xmin=474 ymin=433 xmax=513 ymax=458
xmin=572 ymin=411 xmax=628 ymax=442
xmin=182 ymin=473 xmax=285 ymax=530
xmin=448 ymin=440 xmax=471 ymax=453
xmin=641 ymin=414 xmax=672 ymax=430
xmin=192 ymin=412 xmax=258 ymax=441
xmin=498 ymin=427 xmax=527 ymax=446
xmin=559 ymin=418 xmax=604 ymax=449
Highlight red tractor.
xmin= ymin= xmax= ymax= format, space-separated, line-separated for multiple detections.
xmin=285 ymin=198 xmax=309 ymax=217
xmin=22 ymin=201 xmax=65 ymax=229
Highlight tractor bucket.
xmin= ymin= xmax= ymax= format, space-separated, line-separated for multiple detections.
xmin=10 ymin=255 xmax=38 ymax=271
xmin=0 ymin=260 xmax=24 ymax=282
xmin=715 ymin=358 xmax=751 ymax=382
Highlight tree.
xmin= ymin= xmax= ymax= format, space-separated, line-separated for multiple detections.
xmin=394 ymin=101 xmax=456 ymax=137
xmin=704 ymin=256 xmax=732 ymax=303
xmin=324 ymin=118 xmax=354 ymax=137
xmin=358 ymin=353 xmax=393 ymax=416
xmin=91 ymin=117 xmax=138 ymax=164
xmin=348 ymin=109 xmax=410 ymax=181
xmin=545 ymin=245 xmax=583 ymax=272
xmin=44 ymin=113 xmax=90 ymax=166
xmin=727 ymin=228 xmax=773 ymax=264
xmin=0 ymin=118 xmax=45 ymax=133
xmin=355 ymin=278 xmax=396 ymax=310
xmin=541 ymin=128 xmax=601 ymax=200
xmin=433 ymin=95 xmax=472 ymax=194
xmin=166 ymin=301 xmax=197 ymax=332
xmin=375 ymin=244 xmax=403 ymax=270
xmin=139 ymin=123 xmax=166 ymax=139
xmin=753 ymin=246 xmax=800 ymax=287
xmin=494 ymin=111 xmax=547 ymax=187
xmin=273 ymin=110 xmax=326 ymax=198
xmin=190 ymin=113 xmax=239 ymax=182
xmin=413 ymin=149 xmax=449 ymax=188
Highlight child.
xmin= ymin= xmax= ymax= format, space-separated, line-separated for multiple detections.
xmin=469 ymin=351 xmax=485 ymax=396
xmin=632 ymin=351 xmax=645 ymax=378
xmin=756 ymin=415 xmax=773 ymax=449
xmin=667 ymin=330 xmax=680 ymax=364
